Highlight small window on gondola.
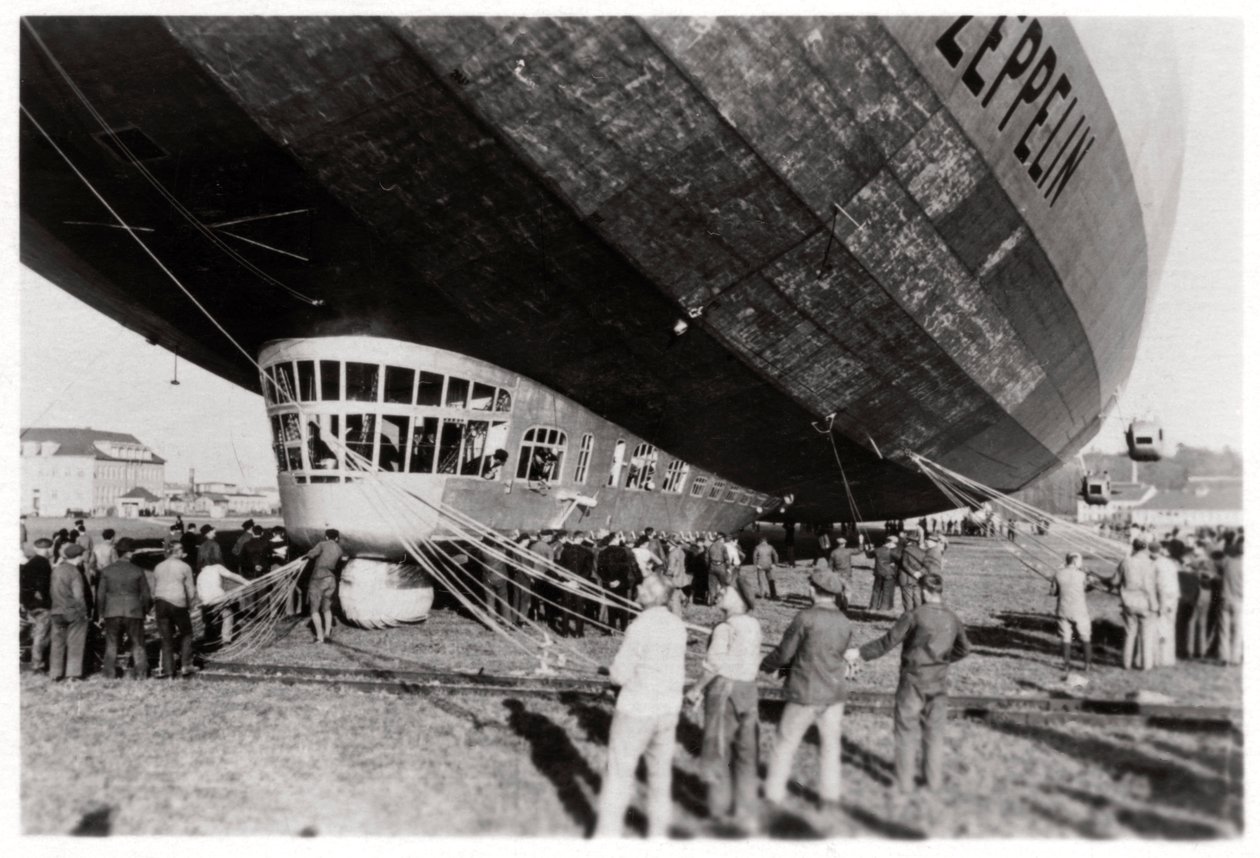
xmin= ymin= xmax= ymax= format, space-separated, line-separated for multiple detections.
xmin=346 ymin=363 xmax=380 ymax=402
xmin=384 ymin=366 xmax=415 ymax=404
xmin=417 ymin=372 xmax=444 ymax=407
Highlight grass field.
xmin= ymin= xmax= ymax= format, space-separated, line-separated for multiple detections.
xmin=20 ymin=534 xmax=1243 ymax=837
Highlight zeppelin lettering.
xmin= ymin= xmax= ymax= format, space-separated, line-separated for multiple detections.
xmin=936 ymin=16 xmax=1094 ymax=208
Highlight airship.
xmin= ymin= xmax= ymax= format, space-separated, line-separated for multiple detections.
xmin=20 ymin=16 xmax=1181 ymax=624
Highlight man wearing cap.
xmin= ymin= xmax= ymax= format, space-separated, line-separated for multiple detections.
xmin=595 ymin=574 xmax=687 ymax=838
xmin=74 ymin=519 xmax=97 ymax=581
xmin=866 ymin=535 xmax=899 ymax=612
xmin=304 ymin=528 xmax=344 ymax=643
xmin=153 ymin=541 xmax=198 ymax=677
xmin=760 ymin=568 xmax=854 ymax=810
xmin=828 ymin=533 xmax=864 ymax=609
xmin=21 ymin=538 xmax=55 ymax=671
xmin=163 ymin=522 xmax=183 ymax=556
xmin=1186 ymin=541 xmax=1218 ymax=658
xmin=846 ymin=573 xmax=970 ymax=792
xmin=1052 ymin=553 xmax=1094 ymax=675
xmin=685 ymin=576 xmax=763 ymax=832
xmin=752 ymin=535 xmax=779 ymax=601
xmin=240 ymin=525 xmax=271 ymax=579
xmin=1115 ymin=537 xmax=1158 ymax=670
xmin=96 ymin=537 xmax=153 ymax=679
xmin=197 ymin=524 xmax=224 ymax=572
xmin=48 ymin=543 xmax=91 ymax=681
xmin=924 ymin=532 xmax=946 ymax=575
xmin=664 ymin=534 xmax=692 ymax=615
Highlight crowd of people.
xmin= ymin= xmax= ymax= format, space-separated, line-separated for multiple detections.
xmin=596 ymin=554 xmax=970 ymax=836
xmin=18 ymin=511 xmax=1244 ymax=837
xmin=18 ymin=517 xmax=298 ymax=680
xmin=1100 ymin=526 xmax=1244 ymax=671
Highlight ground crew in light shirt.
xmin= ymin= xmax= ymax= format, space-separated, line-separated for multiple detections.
xmin=595 ymin=574 xmax=687 ymax=838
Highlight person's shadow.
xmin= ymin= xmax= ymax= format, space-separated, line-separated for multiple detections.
xmin=503 ymin=698 xmax=601 ymax=834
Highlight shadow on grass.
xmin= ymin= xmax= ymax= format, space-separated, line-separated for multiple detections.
xmin=1050 ymin=785 xmax=1225 ymax=839
xmin=984 ymin=719 xmax=1242 ymax=831
xmin=503 ymin=698 xmax=600 ymax=834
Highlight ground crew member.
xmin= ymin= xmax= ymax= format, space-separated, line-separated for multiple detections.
xmin=897 ymin=536 xmax=928 ymax=613
xmin=196 ymin=561 xmax=250 ymax=645
xmin=21 ymin=538 xmax=55 ymax=671
xmin=828 ymin=534 xmax=863 ymax=608
xmin=556 ymin=530 xmax=597 ymax=636
xmin=846 ymin=572 xmax=970 ymax=792
xmin=1217 ymin=542 xmax=1243 ymax=665
xmin=595 ymin=574 xmax=687 ymax=838
xmin=304 ymin=528 xmax=344 ymax=643
xmin=1052 ymin=553 xmax=1093 ymax=674
xmin=706 ymin=534 xmax=730 ymax=603
xmin=74 ymin=519 xmax=97 ymax=581
xmin=96 ymin=537 xmax=152 ymax=679
xmin=153 ymin=541 xmax=198 ymax=676
xmin=752 ymin=535 xmax=778 ymax=601
xmin=1186 ymin=542 xmax=1217 ymax=658
xmin=1115 ymin=537 xmax=1158 ymax=670
xmin=597 ymin=533 xmax=639 ymax=632
xmin=924 ymin=532 xmax=946 ymax=575
xmin=760 ymin=569 xmax=853 ymax=810
xmin=197 ymin=524 xmax=224 ymax=571
xmin=1152 ymin=541 xmax=1181 ymax=667
xmin=93 ymin=528 xmax=118 ymax=572
xmin=48 ymin=543 xmax=90 ymax=681
xmin=866 ymin=535 xmax=899 ymax=612
xmin=231 ymin=519 xmax=255 ymax=572
xmin=481 ymin=533 xmax=514 ymax=626
xmin=239 ymin=525 xmax=271 ymax=578
xmin=664 ymin=534 xmax=692 ymax=615
xmin=685 ymin=576 xmax=762 ymax=832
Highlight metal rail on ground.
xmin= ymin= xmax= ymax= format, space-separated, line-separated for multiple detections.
xmin=201 ymin=660 xmax=1240 ymax=730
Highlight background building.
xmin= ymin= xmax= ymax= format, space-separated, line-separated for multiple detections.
xmin=20 ymin=427 xmax=166 ymax=517
xmin=1130 ymin=476 xmax=1244 ymax=530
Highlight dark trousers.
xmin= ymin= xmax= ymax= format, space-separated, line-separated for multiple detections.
xmin=102 ymin=616 xmax=148 ymax=679
xmin=700 ymin=678 xmax=760 ymax=820
xmin=899 ymin=579 xmax=923 ymax=613
xmin=484 ymin=575 xmax=512 ymax=623
xmin=893 ymin=676 xmax=947 ymax=791
xmin=509 ymin=568 xmax=533 ymax=624
xmin=155 ymin=599 xmax=194 ymax=676
xmin=606 ymin=583 xmax=632 ymax=632
xmin=49 ymin=614 xmax=87 ymax=680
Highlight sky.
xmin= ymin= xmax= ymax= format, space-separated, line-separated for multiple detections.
xmin=7 ymin=12 xmax=1251 ymax=492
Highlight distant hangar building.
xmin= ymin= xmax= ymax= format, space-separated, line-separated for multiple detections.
xmin=19 ymin=427 xmax=166 ymax=517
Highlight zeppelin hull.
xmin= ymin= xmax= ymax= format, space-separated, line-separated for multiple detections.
xmin=19 ymin=17 xmax=1163 ymax=523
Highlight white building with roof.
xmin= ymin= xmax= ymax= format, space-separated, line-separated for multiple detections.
xmin=1131 ymin=477 xmax=1244 ymax=530
xmin=20 ymin=427 xmax=166 ymax=517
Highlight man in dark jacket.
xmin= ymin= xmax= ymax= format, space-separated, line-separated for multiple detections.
xmin=481 ymin=533 xmax=514 ymax=625
xmin=556 ymin=531 xmax=596 ymax=637
xmin=598 ymin=533 xmax=640 ymax=633
xmin=49 ymin=543 xmax=91 ymax=681
xmin=865 ymin=535 xmax=899 ymax=612
xmin=239 ymin=525 xmax=272 ymax=579
xmin=897 ymin=537 xmax=928 ymax=613
xmin=21 ymin=538 xmax=55 ymax=670
xmin=231 ymin=519 xmax=255 ymax=572
xmin=847 ymin=573 xmax=970 ymax=792
xmin=760 ymin=569 xmax=853 ymax=809
xmin=197 ymin=524 xmax=224 ymax=572
xmin=96 ymin=537 xmax=153 ymax=679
